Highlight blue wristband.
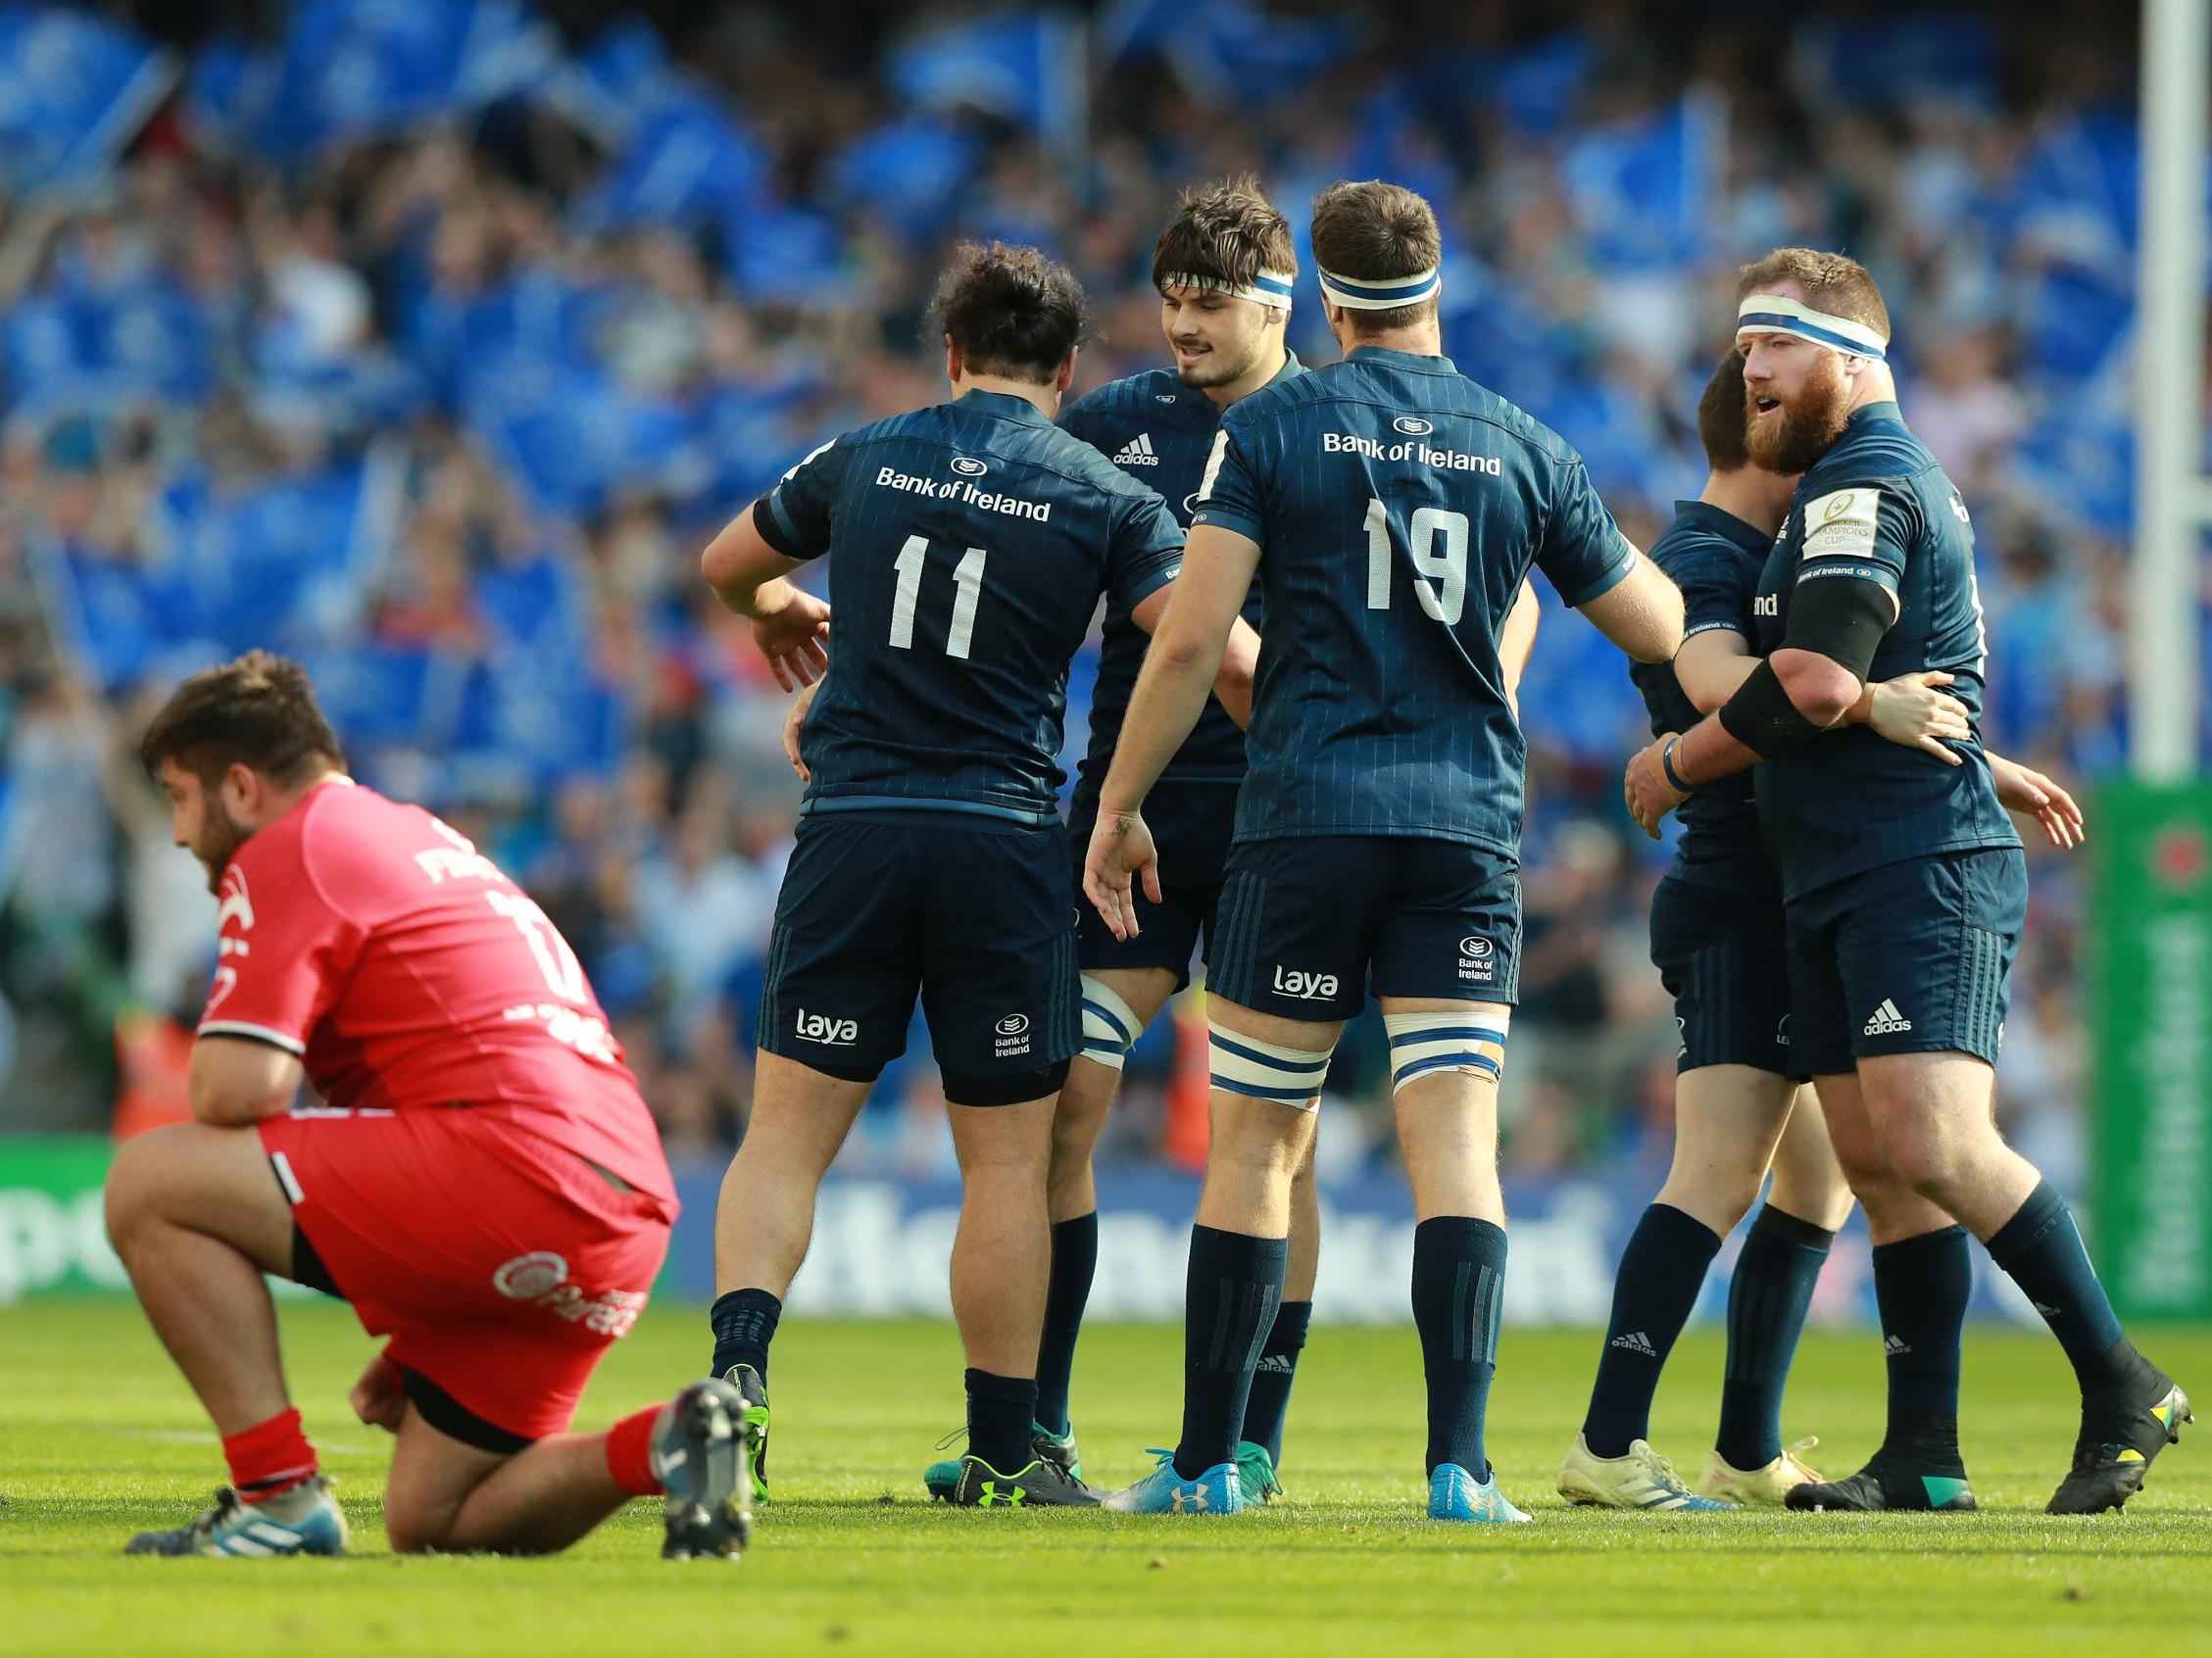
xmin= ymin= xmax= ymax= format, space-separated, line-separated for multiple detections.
xmin=1661 ymin=737 xmax=1694 ymax=794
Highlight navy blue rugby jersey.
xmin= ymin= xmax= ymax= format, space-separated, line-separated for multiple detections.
xmin=1749 ymin=401 xmax=2020 ymax=898
xmin=755 ymin=389 xmax=1184 ymax=827
xmin=1633 ymin=500 xmax=1775 ymax=891
xmin=1059 ymin=353 xmax=1303 ymax=787
xmin=1191 ymin=346 xmax=1635 ymax=855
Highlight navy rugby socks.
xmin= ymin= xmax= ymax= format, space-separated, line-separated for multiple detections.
xmin=1172 ymin=1226 xmax=1286 ymax=1480
xmin=1870 ymin=1225 xmax=1971 ymax=1465
xmin=1581 ymin=1203 xmax=1720 ymax=1458
xmin=1984 ymin=1180 xmax=2158 ymax=1399
xmin=1412 ymin=1216 xmax=1508 ymax=1479
xmin=1716 ymin=1204 xmax=1837 ymax=1470
xmin=1242 ymin=1299 xmax=1312 ymax=1469
xmin=966 ymin=1368 xmax=1040 ymax=1475
xmin=1033 ymin=1212 xmax=1099 ymax=1438
xmin=710 ymin=1287 xmax=783 ymax=1383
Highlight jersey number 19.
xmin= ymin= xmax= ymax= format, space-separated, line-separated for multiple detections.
xmin=1363 ymin=498 xmax=1469 ymax=625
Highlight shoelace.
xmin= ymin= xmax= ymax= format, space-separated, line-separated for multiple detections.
xmin=1640 ymin=1448 xmax=1695 ymax=1492
xmin=1781 ymin=1437 xmax=1822 ymax=1478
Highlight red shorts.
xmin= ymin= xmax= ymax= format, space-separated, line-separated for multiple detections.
xmin=257 ymin=1105 xmax=676 ymax=1442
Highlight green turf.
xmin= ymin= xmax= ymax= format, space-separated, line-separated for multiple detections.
xmin=2 ymin=1299 xmax=2207 ymax=1656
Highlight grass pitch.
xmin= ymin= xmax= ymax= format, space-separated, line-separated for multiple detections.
xmin=3 ymin=1299 xmax=2209 ymax=1657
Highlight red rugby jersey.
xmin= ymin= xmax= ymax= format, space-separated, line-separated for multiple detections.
xmin=199 ymin=777 xmax=674 ymax=1205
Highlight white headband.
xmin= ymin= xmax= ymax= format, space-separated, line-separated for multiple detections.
xmin=1735 ymin=292 xmax=1888 ymax=362
xmin=1158 ymin=268 xmax=1296 ymax=311
xmin=1318 ymin=265 xmax=1441 ymax=311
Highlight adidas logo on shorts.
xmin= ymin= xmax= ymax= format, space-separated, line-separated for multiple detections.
xmin=1113 ymin=432 xmax=1161 ymax=466
xmin=1862 ymin=999 xmax=1914 ymax=1036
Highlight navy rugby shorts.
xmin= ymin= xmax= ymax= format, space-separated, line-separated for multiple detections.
xmin=1648 ymin=870 xmax=1801 ymax=1078
xmin=1067 ymin=777 xmax=1239 ymax=990
xmin=759 ymin=812 xmax=1080 ymax=1083
xmin=1206 ymin=835 xmax=1519 ymax=1021
xmin=1782 ymin=848 xmax=2026 ymax=1078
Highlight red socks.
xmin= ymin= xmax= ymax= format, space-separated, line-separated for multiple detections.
xmin=605 ymin=1405 xmax=664 ymax=1496
xmin=223 ymin=1407 xmax=319 ymax=1503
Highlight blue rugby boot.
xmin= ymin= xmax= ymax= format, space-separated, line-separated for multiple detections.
xmin=1430 ymin=1463 xmax=1533 ymax=1525
xmin=1102 ymin=1449 xmax=1245 ymax=1515
xmin=124 ymin=1478 xmax=348 ymax=1556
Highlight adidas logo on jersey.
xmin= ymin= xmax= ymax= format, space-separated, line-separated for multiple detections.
xmin=1113 ymin=432 xmax=1162 ymax=466
xmin=1609 ymin=1330 xmax=1657 ymax=1356
xmin=1863 ymin=999 xmax=1914 ymax=1036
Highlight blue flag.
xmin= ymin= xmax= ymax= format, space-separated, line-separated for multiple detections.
xmin=0 ymin=6 xmax=174 ymax=197
xmin=889 ymin=11 xmax=1085 ymax=154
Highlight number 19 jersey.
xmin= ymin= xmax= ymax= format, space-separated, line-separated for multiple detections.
xmin=755 ymin=389 xmax=1185 ymax=828
xmin=1193 ymin=347 xmax=1635 ymax=855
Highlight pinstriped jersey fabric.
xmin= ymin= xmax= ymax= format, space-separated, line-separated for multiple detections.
xmin=1059 ymin=356 xmax=1303 ymax=784
xmin=1749 ymin=402 xmax=2020 ymax=898
xmin=1632 ymin=501 xmax=1776 ymax=891
xmin=1192 ymin=346 xmax=1635 ymax=854
xmin=757 ymin=389 xmax=1184 ymax=828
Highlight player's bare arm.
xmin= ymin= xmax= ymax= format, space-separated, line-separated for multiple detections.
xmin=1084 ymin=521 xmax=1262 ymax=938
xmin=1500 ymin=578 xmax=1539 ymax=715
xmin=187 ymin=1035 xmax=305 ymax=1126
xmin=700 ymin=507 xmax=831 ymax=691
xmin=1576 ymin=546 xmax=1685 ymax=662
xmin=1627 ymin=563 xmax=1898 ymax=834
xmin=1674 ymin=628 xmax=1968 ymax=760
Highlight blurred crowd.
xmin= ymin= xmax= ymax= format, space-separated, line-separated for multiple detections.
xmin=0 ymin=0 xmax=2189 ymax=1190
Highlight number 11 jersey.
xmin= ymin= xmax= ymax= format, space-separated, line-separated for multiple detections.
xmin=1192 ymin=346 xmax=1634 ymax=855
xmin=754 ymin=389 xmax=1185 ymax=828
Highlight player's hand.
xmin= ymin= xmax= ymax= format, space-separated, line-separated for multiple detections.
xmin=781 ymin=681 xmax=818 ymax=783
xmin=351 ymin=1352 xmax=407 ymax=1434
xmin=1083 ymin=807 xmax=1162 ymax=941
xmin=1991 ymin=755 xmax=2087 ymax=851
xmin=1869 ymin=670 xmax=1969 ymax=764
xmin=752 ymin=584 xmax=832 ymax=691
xmin=1622 ymin=735 xmax=1688 ymax=839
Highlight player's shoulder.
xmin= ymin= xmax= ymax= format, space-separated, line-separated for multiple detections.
xmin=1649 ymin=512 xmax=1760 ymax=584
xmin=1062 ymin=367 xmax=1184 ymax=430
xmin=1802 ymin=407 xmax=1942 ymax=494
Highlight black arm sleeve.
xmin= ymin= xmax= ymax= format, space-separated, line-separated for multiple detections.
xmin=1717 ymin=659 xmax=1825 ymax=758
xmin=1781 ymin=570 xmax=1895 ymax=681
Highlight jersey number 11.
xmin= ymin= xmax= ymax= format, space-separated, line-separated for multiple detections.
xmin=890 ymin=535 xmax=988 ymax=659
xmin=1364 ymin=498 xmax=1469 ymax=626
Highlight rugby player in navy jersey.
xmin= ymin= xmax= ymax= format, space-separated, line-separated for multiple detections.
xmin=1627 ymin=249 xmax=2187 ymax=1514
xmin=695 ymin=243 xmax=1257 ymax=1509
xmin=1565 ymin=351 xmax=2081 ymax=1512
xmin=911 ymin=178 xmax=1541 ymax=1506
xmin=1084 ymin=180 xmax=1686 ymax=1522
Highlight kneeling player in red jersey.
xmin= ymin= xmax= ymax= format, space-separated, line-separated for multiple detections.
xmin=109 ymin=652 xmax=749 ymax=1559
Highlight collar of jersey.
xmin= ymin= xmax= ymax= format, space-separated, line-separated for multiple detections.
xmin=1344 ymin=344 xmax=1457 ymax=374
xmin=1670 ymin=499 xmax=1773 ymax=556
xmin=1841 ymin=399 xmax=1908 ymax=438
xmin=953 ymin=388 xmax=1052 ymax=424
